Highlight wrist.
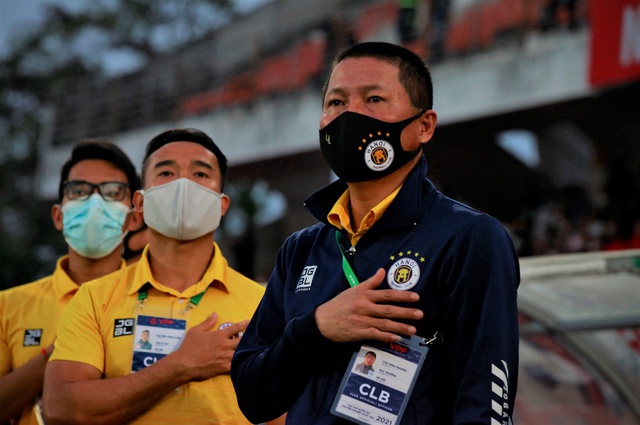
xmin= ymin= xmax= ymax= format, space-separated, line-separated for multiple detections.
xmin=41 ymin=349 xmax=50 ymax=362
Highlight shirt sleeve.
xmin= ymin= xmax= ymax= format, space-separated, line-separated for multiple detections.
xmin=0 ymin=291 xmax=11 ymax=376
xmin=50 ymin=283 xmax=106 ymax=372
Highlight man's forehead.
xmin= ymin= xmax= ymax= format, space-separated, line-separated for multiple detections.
xmin=148 ymin=141 xmax=217 ymax=164
xmin=68 ymin=158 xmax=127 ymax=180
xmin=150 ymin=140 xmax=215 ymax=155
xmin=327 ymin=58 xmax=400 ymax=90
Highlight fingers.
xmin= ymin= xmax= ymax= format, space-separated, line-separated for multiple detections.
xmin=355 ymin=269 xmax=420 ymax=304
xmin=217 ymin=320 xmax=249 ymax=339
xmin=369 ymin=317 xmax=418 ymax=340
xmin=194 ymin=312 xmax=219 ymax=331
xmin=174 ymin=317 xmax=249 ymax=381
xmin=357 ymin=268 xmax=386 ymax=290
xmin=373 ymin=303 xmax=423 ymax=321
xmin=316 ymin=267 xmax=423 ymax=343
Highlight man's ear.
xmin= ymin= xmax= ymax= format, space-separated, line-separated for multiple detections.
xmin=129 ymin=190 xmax=145 ymax=232
xmin=418 ymin=110 xmax=438 ymax=145
xmin=126 ymin=208 xmax=144 ymax=232
xmin=220 ymin=193 xmax=231 ymax=217
xmin=51 ymin=204 xmax=63 ymax=231
xmin=133 ymin=190 xmax=144 ymax=214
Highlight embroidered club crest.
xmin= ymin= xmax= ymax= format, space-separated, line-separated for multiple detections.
xmin=387 ymin=257 xmax=421 ymax=290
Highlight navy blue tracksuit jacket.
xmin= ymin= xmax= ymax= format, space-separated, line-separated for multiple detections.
xmin=231 ymin=157 xmax=520 ymax=425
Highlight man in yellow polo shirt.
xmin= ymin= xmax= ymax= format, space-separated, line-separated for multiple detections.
xmin=42 ymin=128 xmax=283 ymax=424
xmin=0 ymin=140 xmax=142 ymax=425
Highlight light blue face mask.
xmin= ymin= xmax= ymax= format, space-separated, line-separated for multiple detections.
xmin=61 ymin=193 xmax=131 ymax=259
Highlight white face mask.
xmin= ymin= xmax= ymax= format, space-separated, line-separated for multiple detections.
xmin=142 ymin=178 xmax=223 ymax=241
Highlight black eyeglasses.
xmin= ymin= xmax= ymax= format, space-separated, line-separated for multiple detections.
xmin=63 ymin=180 xmax=129 ymax=202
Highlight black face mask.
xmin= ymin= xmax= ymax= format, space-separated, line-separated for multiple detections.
xmin=319 ymin=110 xmax=425 ymax=182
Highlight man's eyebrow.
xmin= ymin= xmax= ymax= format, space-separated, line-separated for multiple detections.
xmin=152 ymin=159 xmax=176 ymax=169
xmin=192 ymin=160 xmax=214 ymax=170
xmin=326 ymin=87 xmax=348 ymax=97
xmin=326 ymin=84 xmax=384 ymax=96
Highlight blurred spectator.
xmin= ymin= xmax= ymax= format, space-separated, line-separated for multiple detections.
xmin=321 ymin=13 xmax=356 ymax=82
xmin=507 ymin=180 xmax=640 ymax=257
xmin=531 ymin=201 xmax=570 ymax=255
xmin=428 ymin=0 xmax=451 ymax=63
xmin=603 ymin=215 xmax=640 ymax=251
xmin=397 ymin=0 xmax=418 ymax=43
xmin=541 ymin=0 xmax=578 ymax=31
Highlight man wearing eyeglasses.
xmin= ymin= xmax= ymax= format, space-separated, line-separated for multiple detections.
xmin=0 ymin=139 xmax=141 ymax=425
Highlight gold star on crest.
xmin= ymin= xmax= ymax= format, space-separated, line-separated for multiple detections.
xmin=390 ymin=250 xmax=426 ymax=263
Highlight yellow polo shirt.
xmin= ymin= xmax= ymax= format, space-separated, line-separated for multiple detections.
xmin=51 ymin=243 xmax=265 ymax=424
xmin=0 ymin=255 xmax=122 ymax=425
xmin=328 ymin=186 xmax=402 ymax=246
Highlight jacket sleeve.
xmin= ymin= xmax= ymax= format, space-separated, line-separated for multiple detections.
xmin=443 ymin=215 xmax=520 ymax=424
xmin=230 ymin=236 xmax=337 ymax=424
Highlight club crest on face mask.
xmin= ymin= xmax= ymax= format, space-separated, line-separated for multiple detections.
xmin=319 ymin=110 xmax=425 ymax=182
xmin=142 ymin=178 xmax=223 ymax=241
xmin=62 ymin=193 xmax=131 ymax=259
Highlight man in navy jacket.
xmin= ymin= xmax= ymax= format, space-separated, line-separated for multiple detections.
xmin=231 ymin=41 xmax=519 ymax=425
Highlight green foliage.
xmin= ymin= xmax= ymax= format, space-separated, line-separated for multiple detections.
xmin=0 ymin=0 xmax=235 ymax=289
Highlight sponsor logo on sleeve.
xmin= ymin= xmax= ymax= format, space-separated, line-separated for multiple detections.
xmin=113 ymin=318 xmax=134 ymax=337
xmin=491 ymin=360 xmax=512 ymax=425
xmin=296 ymin=265 xmax=318 ymax=292
xmin=23 ymin=329 xmax=42 ymax=346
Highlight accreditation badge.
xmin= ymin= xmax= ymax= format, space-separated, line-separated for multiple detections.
xmin=33 ymin=397 xmax=47 ymax=425
xmin=131 ymin=315 xmax=186 ymax=372
xmin=331 ymin=335 xmax=429 ymax=425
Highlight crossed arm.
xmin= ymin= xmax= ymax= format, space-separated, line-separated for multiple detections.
xmin=0 ymin=343 xmax=53 ymax=423
xmin=42 ymin=314 xmax=246 ymax=425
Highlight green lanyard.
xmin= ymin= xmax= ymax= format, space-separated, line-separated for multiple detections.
xmin=335 ymin=231 xmax=360 ymax=287
xmin=137 ymin=283 xmax=207 ymax=313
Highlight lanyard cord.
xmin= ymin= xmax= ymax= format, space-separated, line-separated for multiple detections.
xmin=137 ymin=283 xmax=208 ymax=312
xmin=335 ymin=231 xmax=360 ymax=287
xmin=337 ymin=231 xmax=442 ymax=346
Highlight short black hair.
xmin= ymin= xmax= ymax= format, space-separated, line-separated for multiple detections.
xmin=365 ymin=351 xmax=377 ymax=358
xmin=141 ymin=128 xmax=228 ymax=189
xmin=324 ymin=41 xmax=433 ymax=110
xmin=58 ymin=139 xmax=140 ymax=202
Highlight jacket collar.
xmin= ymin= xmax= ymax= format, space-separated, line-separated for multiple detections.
xmin=304 ymin=156 xmax=435 ymax=231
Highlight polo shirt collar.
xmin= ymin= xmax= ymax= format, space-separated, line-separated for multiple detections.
xmin=51 ymin=255 xmax=81 ymax=300
xmin=129 ymin=242 xmax=229 ymax=297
